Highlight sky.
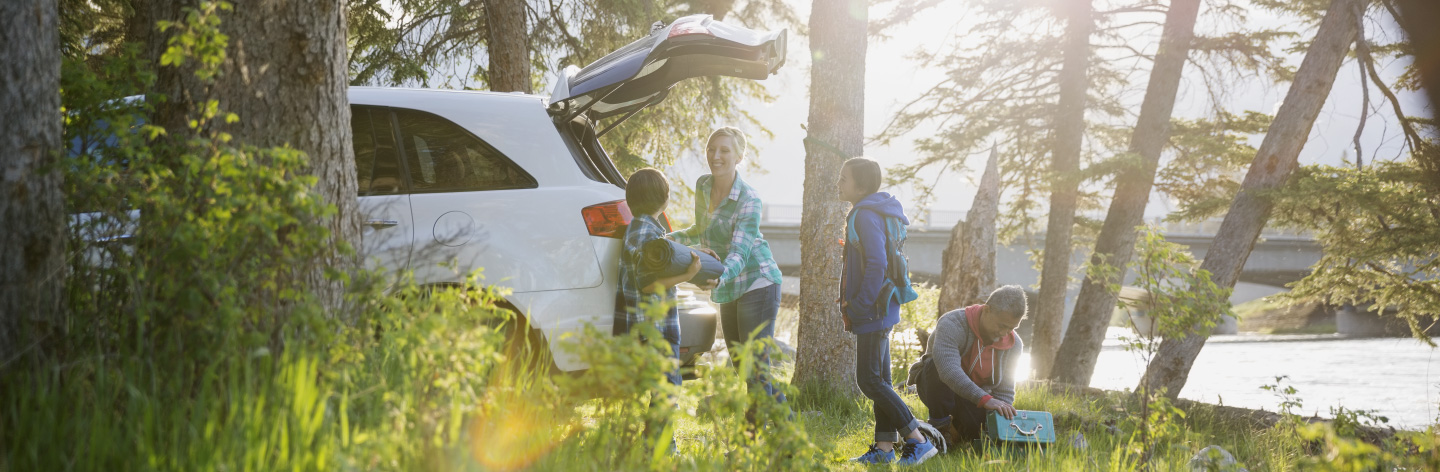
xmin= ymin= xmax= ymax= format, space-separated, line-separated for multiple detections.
xmin=590 ymin=0 xmax=1432 ymax=229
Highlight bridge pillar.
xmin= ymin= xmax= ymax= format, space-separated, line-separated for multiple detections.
xmin=1334 ymin=304 xmax=1431 ymax=337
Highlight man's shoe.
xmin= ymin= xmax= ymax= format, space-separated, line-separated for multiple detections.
xmin=897 ymin=438 xmax=937 ymax=465
xmin=933 ymin=420 xmax=962 ymax=453
xmin=851 ymin=444 xmax=895 ymax=464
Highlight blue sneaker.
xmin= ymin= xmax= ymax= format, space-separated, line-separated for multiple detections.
xmin=897 ymin=438 xmax=937 ymax=465
xmin=852 ymin=444 xmax=895 ymax=464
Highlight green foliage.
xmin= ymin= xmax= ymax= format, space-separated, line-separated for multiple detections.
xmin=1095 ymin=227 xmax=1232 ymax=355
xmin=874 ymin=0 xmax=1291 ymax=244
xmin=1270 ymin=160 xmax=1440 ymax=344
xmin=1261 ymin=375 xmax=1305 ymax=419
xmin=1087 ymin=227 xmax=1231 ymax=465
xmin=529 ymin=299 xmax=827 ymax=471
xmin=1257 ymin=375 xmax=1440 ymax=471
xmin=1296 ymin=422 xmax=1440 ymax=471
xmin=891 ymin=283 xmax=940 ymax=384
xmin=58 ymin=0 xmax=136 ymax=62
xmin=1158 ymin=111 xmax=1273 ymax=222
xmin=1121 ymin=388 xmax=1196 ymax=465
xmin=13 ymin=4 xmax=524 ymax=469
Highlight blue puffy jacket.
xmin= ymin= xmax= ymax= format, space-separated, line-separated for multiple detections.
xmin=841 ymin=192 xmax=909 ymax=335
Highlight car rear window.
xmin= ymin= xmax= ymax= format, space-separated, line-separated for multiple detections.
xmin=559 ymin=117 xmax=626 ymax=187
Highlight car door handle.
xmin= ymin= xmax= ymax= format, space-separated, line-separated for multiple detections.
xmin=365 ymin=219 xmax=399 ymax=229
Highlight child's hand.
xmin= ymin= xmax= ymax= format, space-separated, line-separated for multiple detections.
xmin=682 ymin=251 xmax=704 ymax=279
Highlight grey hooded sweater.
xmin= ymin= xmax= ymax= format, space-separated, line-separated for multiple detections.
xmin=927 ymin=305 xmax=1023 ymax=406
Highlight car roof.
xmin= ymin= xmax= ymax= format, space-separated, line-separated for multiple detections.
xmin=348 ymin=86 xmax=606 ymax=189
xmin=349 ymin=86 xmax=548 ymax=103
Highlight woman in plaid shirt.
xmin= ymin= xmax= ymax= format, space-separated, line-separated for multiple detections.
xmin=669 ymin=127 xmax=786 ymax=405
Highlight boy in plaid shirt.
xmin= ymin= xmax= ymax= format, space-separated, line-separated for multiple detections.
xmin=615 ymin=168 xmax=703 ymax=386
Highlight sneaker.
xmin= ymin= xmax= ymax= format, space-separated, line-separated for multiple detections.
xmin=851 ymin=444 xmax=895 ymax=464
xmin=897 ymin=438 xmax=937 ymax=465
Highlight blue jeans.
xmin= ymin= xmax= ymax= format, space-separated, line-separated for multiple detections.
xmin=664 ymin=340 xmax=682 ymax=387
xmin=719 ymin=282 xmax=786 ymax=403
xmin=917 ymin=357 xmax=987 ymax=442
xmin=857 ymin=328 xmax=919 ymax=443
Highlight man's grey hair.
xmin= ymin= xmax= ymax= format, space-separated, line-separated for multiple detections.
xmin=985 ymin=285 xmax=1028 ymax=319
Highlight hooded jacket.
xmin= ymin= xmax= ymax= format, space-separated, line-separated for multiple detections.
xmin=928 ymin=305 xmax=1023 ymax=407
xmin=841 ymin=192 xmax=909 ymax=335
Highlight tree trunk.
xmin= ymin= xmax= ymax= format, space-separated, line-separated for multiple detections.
xmin=792 ymin=0 xmax=867 ymax=395
xmin=937 ymin=147 xmax=1000 ymax=316
xmin=1049 ymin=0 xmax=1202 ymax=385
xmin=0 ymin=0 xmax=65 ymax=362
xmin=1140 ymin=0 xmax=1360 ymax=397
xmin=1393 ymin=0 xmax=1440 ymax=192
xmin=1030 ymin=0 xmax=1092 ymax=379
xmin=148 ymin=0 xmax=361 ymax=313
xmin=484 ymin=0 xmax=531 ymax=93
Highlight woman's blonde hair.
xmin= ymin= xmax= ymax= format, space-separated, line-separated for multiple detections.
xmin=707 ymin=126 xmax=748 ymax=158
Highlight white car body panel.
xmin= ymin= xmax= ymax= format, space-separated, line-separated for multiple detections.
xmin=351 ymin=87 xmax=627 ymax=370
xmin=406 ymin=186 xmax=612 ymax=293
xmin=357 ymin=194 xmax=415 ymax=282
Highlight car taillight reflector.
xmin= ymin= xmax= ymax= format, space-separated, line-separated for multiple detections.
xmin=668 ymin=21 xmax=712 ymax=38
xmin=582 ymin=200 xmax=633 ymax=238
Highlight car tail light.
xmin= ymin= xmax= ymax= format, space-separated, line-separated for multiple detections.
xmin=582 ymin=200 xmax=633 ymax=238
xmin=668 ymin=21 xmax=712 ymax=38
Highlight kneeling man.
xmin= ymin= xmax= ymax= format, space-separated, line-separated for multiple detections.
xmin=917 ymin=285 xmax=1027 ymax=447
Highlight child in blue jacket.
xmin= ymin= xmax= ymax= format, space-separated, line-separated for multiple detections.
xmin=837 ymin=157 xmax=936 ymax=465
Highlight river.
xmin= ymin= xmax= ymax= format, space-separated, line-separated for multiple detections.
xmin=1013 ymin=329 xmax=1440 ymax=429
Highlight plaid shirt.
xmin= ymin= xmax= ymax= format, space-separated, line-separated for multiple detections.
xmin=615 ymin=214 xmax=681 ymax=345
xmin=668 ymin=174 xmax=783 ymax=304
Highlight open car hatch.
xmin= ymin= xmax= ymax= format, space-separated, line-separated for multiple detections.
xmin=548 ymin=14 xmax=786 ymax=134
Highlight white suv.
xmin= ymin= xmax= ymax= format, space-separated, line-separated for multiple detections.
xmin=349 ymin=15 xmax=786 ymax=372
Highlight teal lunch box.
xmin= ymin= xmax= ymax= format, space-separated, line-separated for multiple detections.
xmin=984 ymin=410 xmax=1057 ymax=447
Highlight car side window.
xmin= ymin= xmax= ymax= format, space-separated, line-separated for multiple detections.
xmin=393 ymin=109 xmax=536 ymax=193
xmin=351 ymin=106 xmax=377 ymax=195
xmin=352 ymin=105 xmax=405 ymax=196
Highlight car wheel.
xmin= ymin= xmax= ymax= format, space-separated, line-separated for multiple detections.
xmin=497 ymin=311 xmax=556 ymax=375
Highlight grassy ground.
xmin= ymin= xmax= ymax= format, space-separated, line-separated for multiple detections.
xmin=657 ymin=370 xmax=1309 ymax=471
xmin=744 ymin=291 xmax=1311 ymax=471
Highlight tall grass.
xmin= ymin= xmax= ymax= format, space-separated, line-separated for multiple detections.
xmin=7 ymin=4 xmax=1434 ymax=470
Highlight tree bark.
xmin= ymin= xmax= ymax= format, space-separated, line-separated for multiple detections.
xmin=793 ymin=0 xmax=867 ymax=395
xmin=147 ymin=0 xmax=360 ymax=313
xmin=1049 ymin=0 xmax=1202 ymax=385
xmin=1392 ymin=0 xmax=1440 ymax=192
xmin=484 ymin=0 xmax=531 ymax=93
xmin=1140 ymin=0 xmax=1360 ymax=397
xmin=1030 ymin=0 xmax=1092 ymax=379
xmin=937 ymin=147 xmax=1000 ymax=316
xmin=0 ymin=0 xmax=66 ymax=363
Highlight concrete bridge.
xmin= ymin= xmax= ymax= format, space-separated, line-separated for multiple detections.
xmin=750 ymin=203 xmax=1430 ymax=337
xmin=758 ymin=214 xmax=1328 ymax=335
xmin=762 ymin=222 xmax=1320 ymax=304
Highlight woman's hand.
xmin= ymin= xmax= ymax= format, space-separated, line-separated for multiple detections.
xmin=697 ymin=247 xmax=719 ymax=261
xmin=983 ymin=398 xmax=1017 ymax=420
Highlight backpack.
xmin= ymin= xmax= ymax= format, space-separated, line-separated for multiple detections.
xmin=846 ymin=209 xmax=921 ymax=313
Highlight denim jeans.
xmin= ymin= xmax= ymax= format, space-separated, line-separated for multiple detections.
xmin=917 ymin=357 xmax=988 ymax=442
xmin=719 ymin=282 xmax=786 ymax=403
xmin=856 ymin=328 xmax=919 ymax=443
